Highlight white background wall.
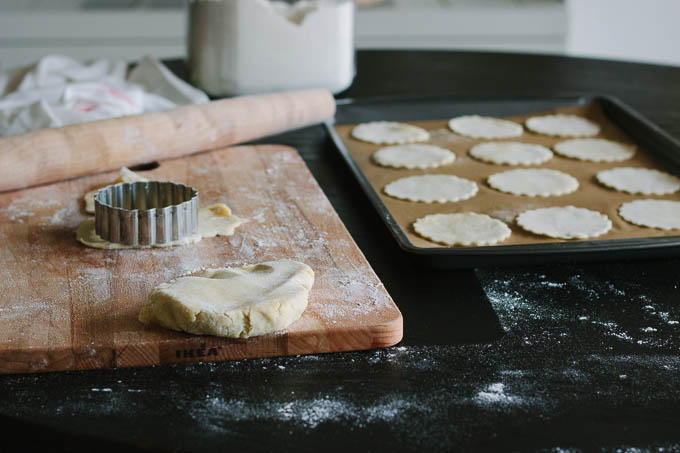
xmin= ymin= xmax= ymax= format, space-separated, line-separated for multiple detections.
xmin=0 ymin=1 xmax=567 ymax=71
xmin=0 ymin=1 xmax=679 ymax=71
xmin=566 ymin=0 xmax=680 ymax=66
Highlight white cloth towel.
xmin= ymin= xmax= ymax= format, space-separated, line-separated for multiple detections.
xmin=0 ymin=55 xmax=209 ymax=136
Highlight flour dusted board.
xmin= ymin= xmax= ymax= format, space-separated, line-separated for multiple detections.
xmin=0 ymin=145 xmax=402 ymax=374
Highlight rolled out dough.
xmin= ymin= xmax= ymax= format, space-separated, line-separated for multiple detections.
xmin=619 ymin=200 xmax=680 ymax=230
xmin=138 ymin=259 xmax=314 ymax=338
xmin=596 ymin=167 xmax=680 ymax=195
xmin=517 ymin=206 xmax=612 ymax=239
xmin=553 ymin=138 xmax=635 ymax=162
xmin=384 ymin=174 xmax=478 ymax=203
xmin=469 ymin=142 xmax=553 ymax=166
xmin=487 ymin=168 xmax=579 ymax=197
xmin=448 ymin=115 xmax=523 ymax=139
xmin=372 ymin=144 xmax=455 ymax=169
xmin=525 ymin=114 xmax=600 ymax=137
xmin=76 ymin=203 xmax=246 ymax=249
xmin=413 ymin=212 xmax=511 ymax=246
xmin=351 ymin=121 xmax=430 ymax=145
xmin=84 ymin=167 xmax=148 ymax=214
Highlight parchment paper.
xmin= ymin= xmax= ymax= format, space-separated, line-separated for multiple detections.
xmin=334 ymin=103 xmax=680 ymax=248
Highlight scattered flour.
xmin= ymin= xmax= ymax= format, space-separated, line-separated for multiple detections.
xmin=476 ymin=265 xmax=679 ymax=348
xmin=193 ymin=394 xmax=416 ymax=430
xmin=475 ymin=383 xmax=519 ymax=405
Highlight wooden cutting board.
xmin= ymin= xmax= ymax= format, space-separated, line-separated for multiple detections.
xmin=0 ymin=145 xmax=403 ymax=374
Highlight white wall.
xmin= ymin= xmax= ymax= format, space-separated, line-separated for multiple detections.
xmin=0 ymin=2 xmax=566 ymax=71
xmin=566 ymin=0 xmax=680 ymax=66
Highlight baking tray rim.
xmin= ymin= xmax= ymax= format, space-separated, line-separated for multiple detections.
xmin=326 ymin=92 xmax=680 ymax=258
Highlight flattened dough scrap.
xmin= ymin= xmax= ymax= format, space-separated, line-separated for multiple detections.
xmin=84 ymin=167 xmax=148 ymax=214
xmin=488 ymin=168 xmax=578 ymax=197
xmin=525 ymin=114 xmax=600 ymax=137
xmin=469 ymin=142 xmax=553 ymax=165
xmin=414 ymin=213 xmax=511 ymax=246
xmin=553 ymin=138 xmax=635 ymax=162
xmin=372 ymin=144 xmax=455 ymax=169
xmin=619 ymin=199 xmax=680 ymax=230
xmin=138 ymin=259 xmax=314 ymax=338
xmin=596 ymin=167 xmax=680 ymax=195
xmin=384 ymin=174 xmax=478 ymax=203
xmin=351 ymin=121 xmax=430 ymax=145
xmin=448 ymin=115 xmax=523 ymax=139
xmin=76 ymin=203 xmax=246 ymax=249
xmin=517 ymin=206 xmax=612 ymax=239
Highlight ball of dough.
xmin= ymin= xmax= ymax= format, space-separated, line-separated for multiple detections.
xmin=138 ymin=259 xmax=314 ymax=338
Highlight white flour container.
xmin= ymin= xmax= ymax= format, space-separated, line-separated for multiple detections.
xmin=188 ymin=0 xmax=355 ymax=96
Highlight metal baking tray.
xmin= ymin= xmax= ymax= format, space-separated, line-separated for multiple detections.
xmin=326 ymin=94 xmax=680 ymax=268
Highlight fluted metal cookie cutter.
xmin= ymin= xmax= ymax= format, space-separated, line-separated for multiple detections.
xmin=94 ymin=181 xmax=199 ymax=246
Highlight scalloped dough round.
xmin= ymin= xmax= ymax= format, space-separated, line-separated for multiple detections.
xmin=596 ymin=167 xmax=680 ymax=195
xmin=76 ymin=204 xmax=246 ymax=249
xmin=414 ymin=213 xmax=511 ymax=246
xmin=553 ymin=138 xmax=635 ymax=162
xmin=526 ymin=114 xmax=600 ymax=137
xmin=469 ymin=142 xmax=553 ymax=165
xmin=487 ymin=168 xmax=578 ymax=197
xmin=384 ymin=174 xmax=478 ymax=203
xmin=372 ymin=144 xmax=455 ymax=169
xmin=448 ymin=115 xmax=523 ymax=139
xmin=517 ymin=206 xmax=612 ymax=239
xmin=619 ymin=200 xmax=680 ymax=230
xmin=351 ymin=121 xmax=430 ymax=145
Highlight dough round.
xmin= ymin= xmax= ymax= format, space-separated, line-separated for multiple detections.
xmin=619 ymin=199 xmax=680 ymax=230
xmin=596 ymin=167 xmax=680 ymax=195
xmin=414 ymin=212 xmax=511 ymax=246
xmin=384 ymin=174 xmax=478 ymax=203
xmin=448 ymin=115 xmax=523 ymax=139
xmin=351 ymin=121 xmax=430 ymax=145
xmin=372 ymin=144 xmax=455 ymax=169
xmin=76 ymin=203 xmax=246 ymax=249
xmin=517 ymin=206 xmax=612 ymax=239
xmin=553 ymin=138 xmax=635 ymax=162
xmin=138 ymin=260 xmax=314 ymax=338
xmin=525 ymin=114 xmax=600 ymax=137
xmin=487 ymin=168 xmax=579 ymax=197
xmin=469 ymin=142 xmax=553 ymax=166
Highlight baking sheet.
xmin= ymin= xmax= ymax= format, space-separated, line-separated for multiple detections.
xmin=332 ymin=99 xmax=680 ymax=250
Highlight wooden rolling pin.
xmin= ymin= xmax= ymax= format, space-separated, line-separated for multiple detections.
xmin=0 ymin=88 xmax=335 ymax=192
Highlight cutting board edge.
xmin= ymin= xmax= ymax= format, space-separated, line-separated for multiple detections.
xmin=0 ymin=311 xmax=403 ymax=375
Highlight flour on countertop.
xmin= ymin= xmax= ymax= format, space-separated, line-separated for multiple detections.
xmin=475 ymin=383 xmax=519 ymax=405
xmin=3 ymin=343 xmax=680 ymax=450
xmin=476 ymin=263 xmax=680 ymax=348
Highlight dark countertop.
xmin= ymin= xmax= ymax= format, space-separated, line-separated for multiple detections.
xmin=2 ymin=51 xmax=680 ymax=452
